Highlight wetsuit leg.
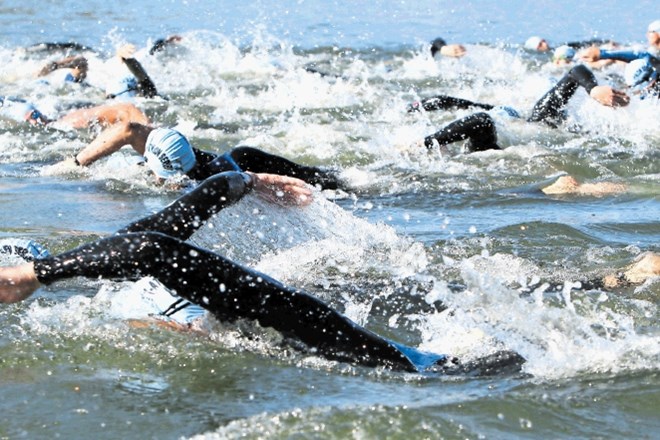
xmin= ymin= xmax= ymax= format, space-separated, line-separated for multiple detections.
xmin=117 ymin=171 xmax=253 ymax=240
xmin=228 ymin=146 xmax=341 ymax=190
xmin=33 ymin=232 xmax=418 ymax=372
xmin=424 ymin=112 xmax=500 ymax=152
xmin=410 ymin=95 xmax=494 ymax=112
xmin=527 ymin=65 xmax=598 ymax=127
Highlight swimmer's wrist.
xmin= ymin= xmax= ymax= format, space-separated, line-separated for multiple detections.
xmin=242 ymin=172 xmax=255 ymax=190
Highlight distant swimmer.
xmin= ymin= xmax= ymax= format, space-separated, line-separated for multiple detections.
xmin=523 ymin=35 xmax=610 ymax=53
xmin=579 ymin=49 xmax=659 ymax=98
xmin=540 ymin=175 xmax=627 ymax=197
xmin=66 ymin=121 xmax=342 ymax=188
xmin=430 ymin=37 xmax=467 ymax=58
xmin=408 ymin=65 xmax=629 ymax=153
xmin=0 ymin=171 xmax=524 ymax=376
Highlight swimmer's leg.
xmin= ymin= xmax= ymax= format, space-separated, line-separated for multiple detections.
xmin=227 ymin=146 xmax=341 ymax=190
xmin=423 ymin=112 xmax=500 ymax=152
xmin=33 ymin=232 xmax=418 ymax=371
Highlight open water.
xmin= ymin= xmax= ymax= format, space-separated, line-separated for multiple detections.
xmin=0 ymin=1 xmax=658 ymax=439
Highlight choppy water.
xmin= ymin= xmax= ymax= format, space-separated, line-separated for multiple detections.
xmin=1 ymin=1 xmax=659 ymax=439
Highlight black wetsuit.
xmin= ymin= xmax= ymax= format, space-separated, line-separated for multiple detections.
xmin=187 ymin=146 xmax=341 ymax=190
xmin=420 ymin=65 xmax=600 ymax=152
xmin=30 ymin=171 xmax=525 ymax=375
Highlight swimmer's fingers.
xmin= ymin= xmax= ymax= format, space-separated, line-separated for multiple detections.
xmin=611 ymin=89 xmax=630 ymax=107
xmin=250 ymin=173 xmax=313 ymax=207
xmin=589 ymin=86 xmax=630 ymax=107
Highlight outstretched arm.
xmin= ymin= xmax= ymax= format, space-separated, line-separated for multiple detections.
xmin=118 ymin=171 xmax=312 ymax=239
xmin=37 ymin=55 xmax=88 ymax=82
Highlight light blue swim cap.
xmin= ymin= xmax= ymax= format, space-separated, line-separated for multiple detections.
xmin=624 ymin=58 xmax=658 ymax=89
xmin=143 ymin=128 xmax=197 ymax=179
xmin=493 ymin=105 xmax=521 ymax=119
xmin=552 ymin=45 xmax=576 ymax=62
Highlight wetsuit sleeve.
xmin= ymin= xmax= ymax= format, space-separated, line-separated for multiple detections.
xmin=409 ymin=95 xmax=494 ymax=112
xmin=423 ymin=112 xmax=499 ymax=152
xmin=117 ymin=171 xmax=254 ymax=240
xmin=598 ymin=49 xmax=654 ymax=62
xmin=528 ymin=64 xmax=597 ymax=126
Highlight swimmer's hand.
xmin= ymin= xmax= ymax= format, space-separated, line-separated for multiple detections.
xmin=117 ymin=44 xmax=137 ymax=60
xmin=248 ymin=172 xmax=313 ymax=207
xmin=589 ymin=86 xmax=630 ymax=107
xmin=578 ymin=46 xmax=601 ymax=62
xmin=440 ymin=44 xmax=467 ymax=58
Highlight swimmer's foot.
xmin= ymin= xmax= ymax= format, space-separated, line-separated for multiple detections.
xmin=0 ymin=263 xmax=41 ymax=303
xmin=429 ymin=350 xmax=526 ymax=377
xmin=623 ymin=252 xmax=660 ymax=284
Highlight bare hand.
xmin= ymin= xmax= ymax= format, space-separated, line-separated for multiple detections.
xmin=579 ymin=46 xmax=601 ymax=62
xmin=589 ymin=86 xmax=630 ymax=107
xmin=440 ymin=44 xmax=467 ymax=58
xmin=117 ymin=44 xmax=137 ymax=59
xmin=248 ymin=172 xmax=313 ymax=207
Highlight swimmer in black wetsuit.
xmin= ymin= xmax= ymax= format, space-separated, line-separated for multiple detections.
xmin=409 ymin=65 xmax=630 ymax=153
xmin=69 ymin=121 xmax=342 ymax=189
xmin=0 ymin=170 xmax=524 ymax=375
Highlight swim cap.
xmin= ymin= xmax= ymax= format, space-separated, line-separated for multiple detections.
xmin=106 ymin=76 xmax=138 ymax=99
xmin=524 ymin=36 xmax=543 ymax=50
xmin=552 ymin=45 xmax=576 ymax=62
xmin=430 ymin=37 xmax=447 ymax=57
xmin=492 ymin=105 xmax=521 ymax=119
xmin=0 ymin=239 xmax=50 ymax=262
xmin=143 ymin=128 xmax=197 ymax=179
xmin=648 ymin=20 xmax=660 ymax=33
xmin=624 ymin=58 xmax=658 ymax=88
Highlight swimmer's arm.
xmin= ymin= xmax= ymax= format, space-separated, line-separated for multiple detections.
xmin=118 ymin=172 xmax=311 ymax=239
xmin=566 ymin=65 xmax=629 ymax=107
xmin=409 ymin=95 xmax=493 ymax=112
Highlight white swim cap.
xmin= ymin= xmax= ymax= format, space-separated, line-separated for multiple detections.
xmin=552 ymin=45 xmax=576 ymax=62
xmin=624 ymin=58 xmax=657 ymax=88
xmin=106 ymin=76 xmax=138 ymax=99
xmin=648 ymin=20 xmax=660 ymax=33
xmin=143 ymin=128 xmax=197 ymax=179
xmin=524 ymin=36 xmax=543 ymax=50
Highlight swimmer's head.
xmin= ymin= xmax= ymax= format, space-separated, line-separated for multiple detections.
xmin=524 ymin=36 xmax=549 ymax=52
xmin=492 ymin=106 xmax=521 ymax=119
xmin=106 ymin=76 xmax=138 ymax=99
xmin=552 ymin=45 xmax=576 ymax=65
xmin=624 ymin=58 xmax=658 ymax=91
xmin=648 ymin=20 xmax=660 ymax=34
xmin=430 ymin=37 xmax=447 ymax=57
xmin=143 ymin=129 xmax=197 ymax=180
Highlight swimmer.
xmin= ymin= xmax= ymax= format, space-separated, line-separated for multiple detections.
xmin=0 ymin=99 xmax=150 ymax=129
xmin=36 ymin=55 xmax=89 ymax=83
xmin=540 ymin=175 xmax=627 ymax=197
xmin=430 ymin=37 xmax=467 ymax=58
xmin=67 ymin=122 xmax=342 ymax=188
xmin=523 ymin=36 xmax=609 ymax=53
xmin=579 ymin=49 xmax=659 ymax=97
xmin=601 ymin=252 xmax=660 ymax=288
xmin=409 ymin=65 xmax=629 ymax=153
xmin=0 ymin=171 xmax=524 ymax=375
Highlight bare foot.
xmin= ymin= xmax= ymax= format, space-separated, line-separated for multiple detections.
xmin=623 ymin=252 xmax=660 ymax=284
xmin=0 ymin=263 xmax=41 ymax=303
xmin=541 ymin=175 xmax=579 ymax=194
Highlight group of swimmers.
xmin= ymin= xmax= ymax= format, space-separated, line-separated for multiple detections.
xmin=1 ymin=22 xmax=659 ymax=376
